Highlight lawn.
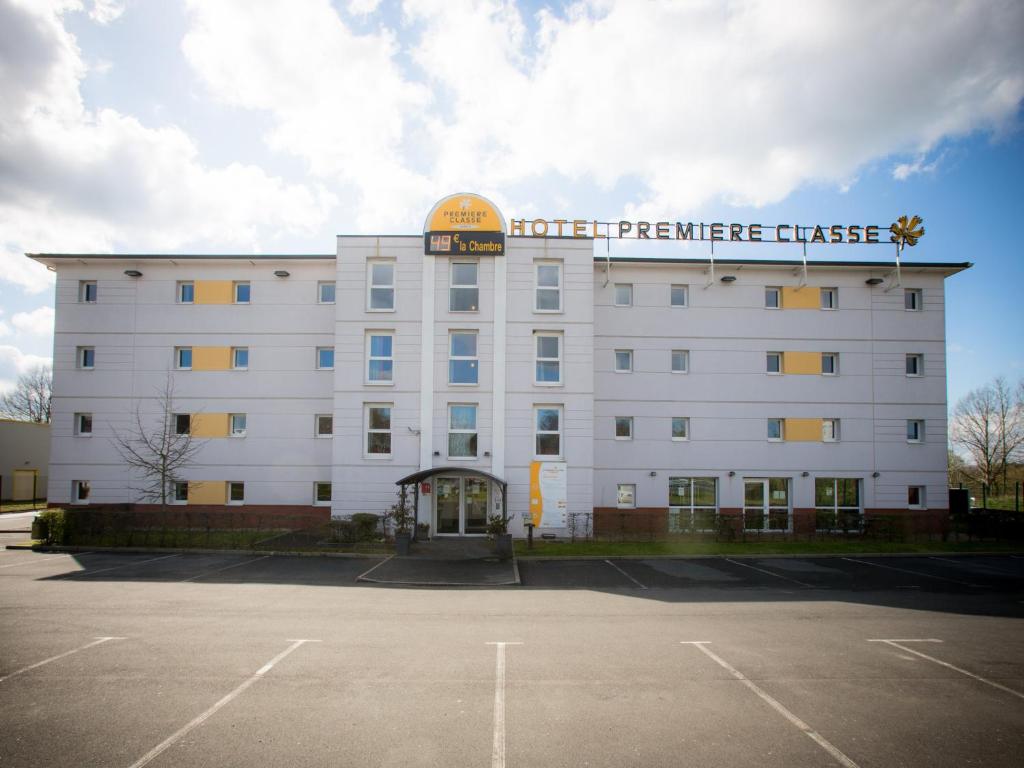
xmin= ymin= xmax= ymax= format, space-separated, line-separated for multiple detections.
xmin=0 ymin=501 xmax=47 ymax=514
xmin=514 ymin=539 xmax=1024 ymax=557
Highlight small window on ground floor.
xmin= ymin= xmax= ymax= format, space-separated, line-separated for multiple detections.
xmin=668 ymin=477 xmax=717 ymax=533
xmin=616 ymin=483 xmax=636 ymax=508
xmin=228 ymin=482 xmax=245 ymax=505
xmin=315 ymin=482 xmax=332 ymax=505
xmin=815 ymin=478 xmax=861 ymax=531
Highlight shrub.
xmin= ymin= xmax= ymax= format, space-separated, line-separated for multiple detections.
xmin=351 ymin=513 xmax=381 ymax=542
xmin=37 ymin=509 xmax=68 ymax=545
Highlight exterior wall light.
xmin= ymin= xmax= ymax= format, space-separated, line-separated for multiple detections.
xmin=720 ymin=275 xmax=737 ymax=283
xmin=124 ymin=269 xmax=143 ymax=277
xmin=728 ymin=470 xmax=736 ymax=477
xmin=801 ymin=471 xmax=809 ymax=477
xmin=649 ymin=471 xmax=657 ymax=477
xmin=274 ymin=270 xmax=290 ymax=278
xmin=872 ymin=471 xmax=880 ymax=478
xmin=865 ymin=277 xmax=883 ymax=285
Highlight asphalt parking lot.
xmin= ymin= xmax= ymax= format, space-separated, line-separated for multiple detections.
xmin=1 ymin=532 xmax=1022 ymax=768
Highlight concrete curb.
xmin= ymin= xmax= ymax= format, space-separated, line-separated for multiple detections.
xmin=7 ymin=544 xmax=386 ymax=559
xmin=515 ymin=550 xmax=1024 ymax=561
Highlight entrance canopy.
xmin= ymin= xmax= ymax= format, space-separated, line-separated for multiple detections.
xmin=395 ymin=467 xmax=509 ymax=538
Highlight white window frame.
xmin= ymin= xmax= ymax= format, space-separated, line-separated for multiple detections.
xmin=906 ymin=353 xmax=923 ymax=377
xmin=231 ymin=346 xmax=249 ymax=370
xmin=616 ymin=483 xmax=637 ymax=509
xmin=171 ymin=481 xmax=188 ymax=505
xmin=534 ymin=332 xmax=562 ymax=386
xmin=72 ymin=480 xmax=91 ymax=505
xmin=175 ymin=346 xmax=192 ymax=370
xmin=613 ymin=283 xmax=633 ymax=307
xmin=174 ymin=414 xmax=191 ymax=436
xmin=448 ymin=331 xmax=478 ymax=385
xmin=671 ymin=417 xmax=690 ymax=441
xmin=908 ymin=486 xmax=927 ymax=509
xmin=906 ymin=419 xmax=924 ymax=443
xmin=534 ymin=261 xmax=563 ymax=313
xmin=820 ymin=287 xmax=838 ymax=310
xmin=315 ymin=414 xmax=333 ymax=438
xmin=669 ymin=477 xmax=718 ymax=533
xmin=365 ymin=332 xmax=394 ymax=385
xmin=77 ymin=346 xmax=95 ymax=370
xmin=228 ymin=481 xmax=245 ymax=506
xmin=614 ymin=349 xmax=633 ymax=373
xmin=767 ymin=418 xmax=784 ymax=442
xmin=904 ymin=288 xmax=922 ymax=311
xmin=318 ymin=281 xmax=336 ymax=304
xmin=766 ymin=352 xmax=782 ymax=375
xmin=822 ymin=418 xmax=840 ymax=442
xmin=821 ymin=352 xmax=838 ymax=376
xmin=671 ymin=349 xmax=689 ymax=374
xmin=365 ymin=403 xmax=392 ymax=458
xmin=367 ymin=259 xmax=395 ymax=312
xmin=314 ymin=482 xmax=332 ymax=506
xmin=815 ymin=477 xmax=862 ymax=532
xmin=670 ymin=284 xmax=688 ymax=307
xmin=74 ymin=412 xmax=93 ymax=437
xmin=79 ymin=280 xmax=97 ymax=303
xmin=316 ymin=346 xmax=334 ymax=370
xmin=233 ymin=281 xmax=251 ymax=305
xmin=614 ymin=416 xmax=633 ymax=440
xmin=447 ymin=403 xmax=478 ymax=460
xmin=229 ymin=413 xmax=247 ymax=437
xmin=449 ymin=261 xmax=479 ymax=313
xmin=177 ymin=281 xmax=194 ymax=304
xmin=534 ymin=405 xmax=563 ymax=459
xmin=765 ymin=286 xmax=781 ymax=309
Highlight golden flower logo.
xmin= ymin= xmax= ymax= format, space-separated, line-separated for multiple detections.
xmin=890 ymin=215 xmax=925 ymax=249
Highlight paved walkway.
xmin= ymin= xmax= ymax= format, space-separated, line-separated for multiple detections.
xmin=357 ymin=537 xmax=519 ymax=586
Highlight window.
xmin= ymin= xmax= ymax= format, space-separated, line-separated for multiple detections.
xmin=232 ymin=347 xmax=249 ymax=370
xmin=669 ymin=477 xmax=718 ymax=532
xmin=79 ymin=280 xmax=97 ymax=303
xmin=366 ymin=333 xmax=394 ymax=384
xmin=821 ymin=353 xmax=838 ymax=376
xmin=365 ymin=404 xmax=392 ymax=456
xmin=815 ymin=478 xmax=861 ymax=531
xmin=820 ymin=287 xmax=838 ymax=310
xmin=614 ymin=283 xmax=633 ymax=306
xmin=766 ymin=352 xmax=782 ymax=374
xmin=908 ymin=485 xmax=926 ymax=509
xmin=448 ymin=404 xmax=478 ymax=459
xmin=314 ymin=482 xmax=332 ymax=505
xmin=670 ymin=284 xmax=688 ymax=307
xmin=535 ymin=333 xmax=562 ymax=385
xmin=230 ymin=413 xmax=247 ymax=437
xmin=904 ymin=288 xmax=922 ymax=311
xmin=172 ymin=481 xmax=188 ymax=504
xmin=77 ymin=346 xmax=95 ymax=370
xmin=177 ymin=281 xmax=194 ymax=303
xmin=616 ymin=484 xmax=636 ymax=509
xmin=233 ymin=281 xmax=251 ymax=304
xmin=73 ymin=480 xmax=91 ymax=504
xmin=767 ymin=418 xmax=784 ymax=441
xmin=765 ymin=287 xmax=781 ymax=308
xmin=449 ymin=332 xmax=478 ymax=385
xmin=822 ymin=418 xmax=840 ymax=442
xmin=535 ymin=262 xmax=562 ymax=312
xmin=450 ymin=262 xmax=479 ymax=312
xmin=614 ymin=416 xmax=633 ymax=440
xmin=367 ymin=261 xmax=394 ymax=311
xmin=614 ymin=349 xmax=632 ymax=373
xmin=744 ymin=477 xmax=790 ymax=532
xmin=175 ymin=347 xmax=192 ymax=370
xmin=907 ymin=419 xmax=924 ymax=443
xmin=535 ymin=406 xmax=562 ymax=458
xmin=75 ymin=413 xmax=93 ymax=436
xmin=671 ymin=350 xmax=689 ymax=374
xmin=228 ymin=482 xmax=245 ymax=505
xmin=906 ymin=354 xmax=923 ymax=377
xmin=672 ymin=417 xmax=689 ymax=441
xmin=317 ymin=347 xmax=335 ymax=370
xmin=318 ymin=281 xmax=336 ymax=304
xmin=175 ymin=414 xmax=191 ymax=435
xmin=315 ymin=414 xmax=333 ymax=437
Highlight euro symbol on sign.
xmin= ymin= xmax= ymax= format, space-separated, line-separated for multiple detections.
xmin=453 ymin=234 xmax=460 ymax=243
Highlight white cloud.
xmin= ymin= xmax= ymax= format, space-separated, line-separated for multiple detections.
xmin=89 ymin=0 xmax=125 ymax=25
xmin=347 ymin=0 xmax=381 ymax=15
xmin=0 ymin=345 xmax=52 ymax=377
xmin=893 ymin=152 xmax=943 ymax=181
xmin=11 ymin=306 xmax=55 ymax=337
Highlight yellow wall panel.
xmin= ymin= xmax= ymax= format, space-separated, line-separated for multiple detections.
xmin=781 ymin=286 xmax=820 ymax=309
xmin=188 ymin=481 xmax=226 ymax=505
xmin=192 ymin=347 xmax=232 ymax=371
xmin=195 ymin=281 xmax=233 ymax=305
xmin=191 ymin=413 xmax=229 ymax=438
xmin=785 ymin=418 xmax=823 ymax=442
xmin=782 ymin=351 xmax=822 ymax=375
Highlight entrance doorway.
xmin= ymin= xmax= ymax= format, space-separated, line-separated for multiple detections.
xmin=743 ymin=478 xmax=790 ymax=532
xmin=435 ymin=476 xmax=489 ymax=535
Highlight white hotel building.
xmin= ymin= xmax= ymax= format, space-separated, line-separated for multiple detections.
xmin=31 ymin=196 xmax=969 ymax=538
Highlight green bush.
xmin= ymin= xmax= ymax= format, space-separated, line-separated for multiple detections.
xmin=350 ymin=513 xmax=381 ymax=542
xmin=36 ymin=509 xmax=67 ymax=545
xmin=327 ymin=519 xmax=357 ymax=544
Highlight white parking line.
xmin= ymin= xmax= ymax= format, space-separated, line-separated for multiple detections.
xmin=487 ymin=641 xmax=523 ymax=768
xmin=868 ymin=639 xmax=1024 ymax=700
xmin=0 ymin=552 xmax=94 ymax=570
xmin=0 ymin=636 xmax=125 ymax=684
xmin=841 ymin=557 xmax=982 ymax=587
xmin=181 ymin=555 xmax=270 ymax=582
xmin=71 ymin=554 xmax=180 ymax=577
xmin=127 ymin=639 xmax=319 ymax=768
xmin=723 ymin=558 xmax=817 ymax=589
xmin=929 ymin=556 xmax=1020 ymax=577
xmin=682 ymin=641 xmax=860 ymax=768
xmin=356 ymin=555 xmax=394 ymax=581
xmin=604 ymin=559 xmax=648 ymax=589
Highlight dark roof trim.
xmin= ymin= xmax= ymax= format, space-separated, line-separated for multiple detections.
xmin=595 ymin=256 xmax=972 ymax=272
xmin=27 ymin=253 xmax=334 ymax=260
xmin=395 ymin=466 xmax=507 ymax=488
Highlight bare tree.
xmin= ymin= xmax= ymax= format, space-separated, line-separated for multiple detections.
xmin=951 ymin=376 xmax=1024 ymax=494
xmin=0 ymin=365 xmax=52 ymax=423
xmin=111 ymin=376 xmax=204 ymax=511
xmin=994 ymin=377 xmax=1024 ymax=493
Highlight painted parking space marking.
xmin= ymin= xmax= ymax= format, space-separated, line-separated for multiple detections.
xmin=181 ymin=555 xmax=271 ymax=583
xmin=486 ymin=641 xmax=523 ymax=768
xmin=928 ymin=556 xmax=1021 ymax=577
xmin=70 ymin=554 xmax=180 ymax=577
xmin=355 ymin=555 xmax=394 ymax=582
xmin=604 ymin=559 xmax=648 ymax=589
xmin=723 ymin=557 xmax=818 ymax=589
xmin=682 ymin=642 xmax=860 ymax=768
xmin=841 ymin=557 xmax=982 ymax=587
xmin=868 ymin=639 xmax=1024 ymax=701
xmin=0 ymin=636 xmax=125 ymax=684
xmin=0 ymin=552 xmax=94 ymax=570
xmin=127 ymin=639 xmax=320 ymax=768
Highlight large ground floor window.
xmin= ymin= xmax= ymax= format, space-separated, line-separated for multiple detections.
xmin=815 ymin=478 xmax=862 ymax=531
xmin=668 ymin=477 xmax=718 ymax=533
xmin=744 ymin=478 xmax=790 ymax=532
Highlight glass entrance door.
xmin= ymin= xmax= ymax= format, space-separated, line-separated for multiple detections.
xmin=436 ymin=477 xmax=461 ymax=534
xmin=743 ymin=478 xmax=790 ymax=532
xmin=464 ymin=478 xmax=489 ymax=534
xmin=435 ymin=476 xmax=490 ymax=535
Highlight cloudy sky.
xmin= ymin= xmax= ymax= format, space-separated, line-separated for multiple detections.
xmin=1 ymin=0 xmax=1022 ymax=405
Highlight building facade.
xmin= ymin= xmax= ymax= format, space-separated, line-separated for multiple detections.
xmin=30 ymin=203 xmax=968 ymax=537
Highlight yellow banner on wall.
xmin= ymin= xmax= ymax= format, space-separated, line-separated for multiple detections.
xmin=528 ymin=461 xmax=567 ymax=528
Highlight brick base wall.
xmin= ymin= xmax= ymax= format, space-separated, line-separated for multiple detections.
xmin=57 ymin=504 xmax=329 ymax=530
